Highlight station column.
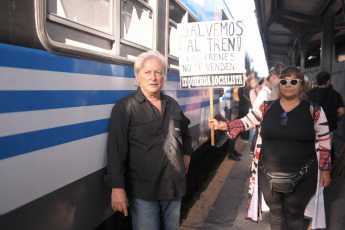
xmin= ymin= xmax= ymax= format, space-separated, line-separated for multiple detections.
xmin=320 ymin=16 xmax=334 ymax=73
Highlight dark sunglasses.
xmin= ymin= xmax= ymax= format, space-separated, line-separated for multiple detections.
xmin=281 ymin=112 xmax=288 ymax=126
xmin=279 ymin=79 xmax=302 ymax=86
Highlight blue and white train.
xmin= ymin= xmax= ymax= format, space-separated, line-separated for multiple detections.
xmin=0 ymin=0 xmax=236 ymax=229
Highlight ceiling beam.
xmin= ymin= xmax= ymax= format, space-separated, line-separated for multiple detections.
xmin=321 ymin=0 xmax=343 ymax=16
xmin=277 ymin=8 xmax=322 ymax=25
xmin=267 ymin=44 xmax=291 ymax=51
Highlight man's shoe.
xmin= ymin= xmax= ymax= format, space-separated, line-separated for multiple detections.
xmin=234 ymin=150 xmax=242 ymax=157
xmin=228 ymin=154 xmax=241 ymax=161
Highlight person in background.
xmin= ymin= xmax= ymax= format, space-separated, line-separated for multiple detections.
xmin=299 ymin=75 xmax=310 ymax=100
xmin=105 ymin=50 xmax=193 ymax=230
xmin=249 ymin=78 xmax=262 ymax=108
xmin=248 ymin=78 xmax=260 ymax=148
xmin=267 ymin=68 xmax=280 ymax=100
xmin=252 ymin=78 xmax=271 ymax=109
xmin=307 ymin=71 xmax=345 ymax=162
xmin=249 ymin=77 xmax=272 ymax=155
xmin=208 ymin=66 xmax=331 ymax=230
xmin=268 ymin=63 xmax=286 ymax=101
xmin=218 ymin=88 xmax=241 ymax=161
xmin=237 ymin=77 xmax=252 ymax=141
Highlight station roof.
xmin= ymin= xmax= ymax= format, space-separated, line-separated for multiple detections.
xmin=254 ymin=0 xmax=345 ymax=69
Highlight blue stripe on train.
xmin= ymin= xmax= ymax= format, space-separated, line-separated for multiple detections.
xmin=0 ymin=90 xmax=216 ymax=113
xmin=180 ymin=100 xmax=217 ymax=111
xmin=174 ymin=89 xmax=209 ymax=98
xmin=0 ymin=43 xmax=134 ymax=77
xmin=0 ymin=119 xmax=109 ymax=160
xmin=0 ymin=43 xmax=180 ymax=82
xmin=0 ymin=100 xmax=216 ymax=159
xmin=0 ymin=90 xmax=133 ymax=113
xmin=0 ymin=44 xmax=217 ymax=160
xmin=0 ymin=102 xmax=216 ymax=160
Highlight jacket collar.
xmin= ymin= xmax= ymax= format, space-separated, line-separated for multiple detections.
xmin=134 ymin=87 xmax=166 ymax=104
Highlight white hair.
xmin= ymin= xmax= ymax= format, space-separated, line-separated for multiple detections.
xmin=134 ymin=50 xmax=167 ymax=86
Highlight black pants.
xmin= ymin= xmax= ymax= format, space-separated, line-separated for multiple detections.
xmin=258 ymin=160 xmax=318 ymax=230
xmin=228 ymin=135 xmax=239 ymax=155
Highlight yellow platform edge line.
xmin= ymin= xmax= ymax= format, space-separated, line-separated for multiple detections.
xmin=180 ymin=140 xmax=244 ymax=229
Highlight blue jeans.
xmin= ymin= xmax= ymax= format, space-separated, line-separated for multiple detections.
xmin=129 ymin=197 xmax=182 ymax=230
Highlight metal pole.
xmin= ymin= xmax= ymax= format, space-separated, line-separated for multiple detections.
xmin=210 ymin=88 xmax=214 ymax=146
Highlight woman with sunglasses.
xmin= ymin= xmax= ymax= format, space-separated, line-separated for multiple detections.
xmin=208 ymin=66 xmax=331 ymax=230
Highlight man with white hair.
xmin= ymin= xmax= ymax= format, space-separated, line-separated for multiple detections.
xmin=105 ymin=50 xmax=193 ymax=230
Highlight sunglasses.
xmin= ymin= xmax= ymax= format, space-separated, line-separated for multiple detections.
xmin=281 ymin=112 xmax=288 ymax=126
xmin=279 ymin=79 xmax=302 ymax=86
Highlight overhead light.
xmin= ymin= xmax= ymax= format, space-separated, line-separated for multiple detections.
xmin=308 ymin=55 xmax=316 ymax=60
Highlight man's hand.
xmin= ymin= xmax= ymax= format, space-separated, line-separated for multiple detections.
xmin=111 ymin=188 xmax=129 ymax=216
xmin=183 ymin=155 xmax=191 ymax=174
xmin=320 ymin=171 xmax=331 ymax=188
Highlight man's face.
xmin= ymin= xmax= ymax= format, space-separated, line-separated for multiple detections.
xmin=138 ymin=58 xmax=165 ymax=96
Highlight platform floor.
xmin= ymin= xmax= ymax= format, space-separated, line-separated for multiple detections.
xmin=180 ymin=141 xmax=345 ymax=230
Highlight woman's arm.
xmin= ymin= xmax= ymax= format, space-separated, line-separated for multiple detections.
xmin=313 ymin=105 xmax=331 ymax=187
xmin=208 ymin=101 xmax=269 ymax=139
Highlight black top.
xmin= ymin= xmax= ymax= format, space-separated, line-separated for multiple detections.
xmin=307 ymin=85 xmax=344 ymax=131
xmin=105 ymin=87 xmax=193 ymax=201
xmin=260 ymin=100 xmax=316 ymax=172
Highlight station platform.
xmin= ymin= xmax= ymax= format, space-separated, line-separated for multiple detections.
xmin=180 ymin=140 xmax=345 ymax=230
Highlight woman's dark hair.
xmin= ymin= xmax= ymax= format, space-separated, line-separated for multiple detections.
xmin=316 ymin=71 xmax=331 ymax=86
xmin=280 ymin=66 xmax=304 ymax=85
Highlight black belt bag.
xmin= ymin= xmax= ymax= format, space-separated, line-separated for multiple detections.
xmin=259 ymin=159 xmax=314 ymax=193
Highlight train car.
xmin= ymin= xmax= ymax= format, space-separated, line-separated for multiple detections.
xmin=0 ymin=0 xmax=235 ymax=229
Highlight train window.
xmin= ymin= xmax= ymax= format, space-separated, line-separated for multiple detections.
xmin=45 ymin=0 xmax=115 ymax=54
xmin=48 ymin=0 xmax=113 ymax=35
xmin=168 ymin=19 xmax=179 ymax=58
xmin=119 ymin=0 xmax=154 ymax=59
xmin=168 ymin=0 xmax=198 ymax=69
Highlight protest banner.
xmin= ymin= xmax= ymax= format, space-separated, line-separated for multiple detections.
xmin=178 ymin=20 xmax=245 ymax=88
xmin=178 ymin=19 xmax=245 ymax=146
